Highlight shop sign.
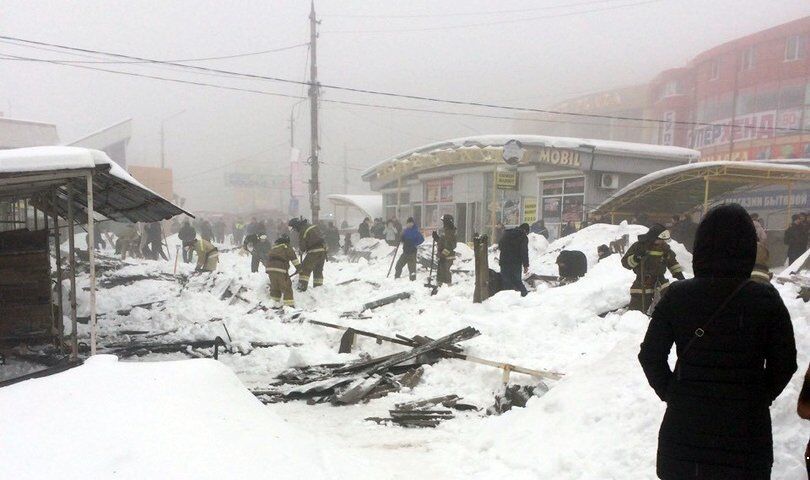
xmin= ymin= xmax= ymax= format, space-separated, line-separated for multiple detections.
xmin=496 ymin=170 xmax=518 ymax=190
xmin=523 ymin=197 xmax=538 ymax=223
xmin=692 ymin=108 xmax=804 ymax=149
xmin=537 ymin=148 xmax=582 ymax=168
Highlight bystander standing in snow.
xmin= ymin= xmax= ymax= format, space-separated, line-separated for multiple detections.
xmin=638 ymin=203 xmax=797 ymax=480
xmin=498 ymin=223 xmax=530 ymax=297
xmin=358 ymin=217 xmax=371 ymax=239
xmin=394 ymin=217 xmax=424 ymax=281
xmin=785 ymin=214 xmax=808 ymax=265
xmin=494 ymin=221 xmax=505 ymax=245
xmin=178 ymin=220 xmax=196 ymax=263
xmin=530 ymin=219 xmax=548 ymax=238
xmin=384 ymin=220 xmax=398 ymax=246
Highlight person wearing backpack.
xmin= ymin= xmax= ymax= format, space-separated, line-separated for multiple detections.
xmin=638 ymin=204 xmax=797 ymax=480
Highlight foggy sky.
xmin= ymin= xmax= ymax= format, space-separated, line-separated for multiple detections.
xmin=0 ymin=0 xmax=808 ymax=213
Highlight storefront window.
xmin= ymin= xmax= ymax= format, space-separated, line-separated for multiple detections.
xmin=563 ymin=177 xmax=584 ymax=194
xmin=422 ymin=178 xmax=454 ymax=230
xmin=539 ymin=176 xmax=585 ymax=240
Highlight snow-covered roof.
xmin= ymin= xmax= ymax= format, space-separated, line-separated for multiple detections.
xmin=595 ymin=160 xmax=810 ymax=216
xmin=68 ymin=118 xmax=132 ymax=150
xmin=0 ymin=146 xmax=189 ymax=222
xmin=0 ymin=117 xmax=60 ymax=148
xmin=327 ymin=194 xmax=383 ymax=220
xmin=362 ymin=134 xmax=700 ymax=181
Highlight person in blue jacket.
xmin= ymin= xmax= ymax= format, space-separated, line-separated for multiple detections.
xmin=394 ymin=217 xmax=425 ymax=281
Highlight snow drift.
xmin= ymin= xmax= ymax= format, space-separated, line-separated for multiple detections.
xmin=0 ymin=356 xmax=326 ymax=480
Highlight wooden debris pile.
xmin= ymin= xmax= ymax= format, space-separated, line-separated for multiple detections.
xmin=366 ymin=394 xmax=479 ymax=428
xmin=252 ymin=326 xmax=480 ymax=405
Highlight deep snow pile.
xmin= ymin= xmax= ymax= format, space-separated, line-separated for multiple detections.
xmin=0 ymin=355 xmax=326 ymax=480
xmin=7 ymin=224 xmax=807 ymax=479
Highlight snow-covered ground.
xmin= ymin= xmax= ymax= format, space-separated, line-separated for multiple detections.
xmin=2 ymin=223 xmax=807 ymax=479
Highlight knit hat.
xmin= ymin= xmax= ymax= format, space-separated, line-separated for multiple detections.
xmin=692 ymin=203 xmax=756 ymax=278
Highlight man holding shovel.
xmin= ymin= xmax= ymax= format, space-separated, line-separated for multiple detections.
xmin=265 ymin=233 xmax=299 ymax=308
xmin=394 ymin=217 xmax=424 ymax=281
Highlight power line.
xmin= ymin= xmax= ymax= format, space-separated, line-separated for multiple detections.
xmin=322 ymin=0 xmax=665 ymax=34
xmin=2 ymin=34 xmax=806 ymax=135
xmin=322 ymin=0 xmax=621 ymax=18
xmin=0 ymin=41 xmax=308 ymax=64
xmin=0 ymin=52 xmax=304 ymax=100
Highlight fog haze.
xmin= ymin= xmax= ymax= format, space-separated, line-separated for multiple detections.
xmin=0 ymin=0 xmax=808 ymax=212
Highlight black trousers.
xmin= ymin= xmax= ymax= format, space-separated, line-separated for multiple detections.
xmin=500 ymin=263 xmax=528 ymax=296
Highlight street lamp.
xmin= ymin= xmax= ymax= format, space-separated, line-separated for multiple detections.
xmin=160 ymin=109 xmax=186 ymax=169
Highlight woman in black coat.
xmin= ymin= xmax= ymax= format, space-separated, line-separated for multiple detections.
xmin=638 ymin=203 xmax=797 ymax=480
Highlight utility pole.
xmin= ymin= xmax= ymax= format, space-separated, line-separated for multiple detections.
xmin=289 ymin=111 xmax=295 ymax=215
xmin=308 ymin=1 xmax=321 ymax=223
xmin=343 ymin=144 xmax=349 ymax=194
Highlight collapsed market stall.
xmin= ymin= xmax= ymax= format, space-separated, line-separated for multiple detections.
xmin=0 ymin=146 xmax=188 ymax=366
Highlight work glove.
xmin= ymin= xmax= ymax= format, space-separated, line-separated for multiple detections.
xmin=432 ymin=231 xmax=440 ymax=243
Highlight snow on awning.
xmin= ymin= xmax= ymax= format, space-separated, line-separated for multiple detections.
xmin=594 ymin=160 xmax=810 ymax=217
xmin=327 ymin=194 xmax=383 ymax=220
xmin=361 ymin=134 xmax=700 ymax=184
xmin=0 ymin=146 xmax=190 ymax=222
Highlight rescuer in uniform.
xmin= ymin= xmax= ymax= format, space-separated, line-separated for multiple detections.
xmin=621 ymin=224 xmax=684 ymax=313
xmin=432 ymin=214 xmax=457 ymax=287
xmin=244 ymin=233 xmax=272 ymax=273
xmin=185 ymin=236 xmax=219 ymax=272
xmin=289 ymin=218 xmax=326 ymax=291
xmin=394 ymin=217 xmax=425 ymax=281
xmin=265 ymin=233 xmax=300 ymax=308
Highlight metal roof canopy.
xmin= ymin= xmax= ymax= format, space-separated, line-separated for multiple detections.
xmin=0 ymin=149 xmax=190 ymax=223
xmin=327 ymin=194 xmax=383 ymax=220
xmin=595 ymin=161 xmax=810 ymax=218
xmin=0 ymin=146 xmax=190 ymax=359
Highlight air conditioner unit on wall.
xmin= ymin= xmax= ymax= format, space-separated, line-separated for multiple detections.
xmin=600 ymin=173 xmax=619 ymax=189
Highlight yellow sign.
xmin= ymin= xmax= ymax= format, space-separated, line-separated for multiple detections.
xmin=523 ymin=197 xmax=538 ymax=223
xmin=496 ymin=170 xmax=518 ymax=190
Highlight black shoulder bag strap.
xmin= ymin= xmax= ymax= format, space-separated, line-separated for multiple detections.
xmin=675 ymin=279 xmax=753 ymax=380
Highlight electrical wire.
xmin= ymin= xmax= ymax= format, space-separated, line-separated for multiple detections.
xmin=0 ymin=41 xmax=309 ymax=64
xmin=322 ymin=0 xmax=622 ymax=18
xmin=322 ymin=0 xmax=665 ymax=34
xmin=1 ymin=34 xmax=806 ymax=135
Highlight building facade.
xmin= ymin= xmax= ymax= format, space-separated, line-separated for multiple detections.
xmin=650 ymin=16 xmax=810 ymax=161
xmin=362 ymin=136 xmax=698 ymax=242
xmin=521 ymin=17 xmax=810 ymax=162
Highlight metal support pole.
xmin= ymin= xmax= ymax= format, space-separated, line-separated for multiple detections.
xmin=67 ymin=184 xmax=78 ymax=359
xmin=787 ymin=182 xmax=793 ymax=229
xmin=86 ymin=174 xmax=97 ymax=355
xmin=51 ymin=190 xmax=64 ymax=352
xmin=396 ymin=171 xmax=402 ymax=220
xmin=490 ymin=166 xmax=498 ymax=237
xmin=702 ymin=176 xmax=710 ymax=215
